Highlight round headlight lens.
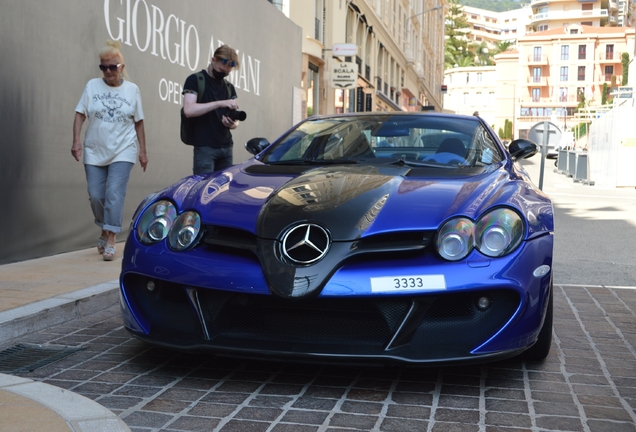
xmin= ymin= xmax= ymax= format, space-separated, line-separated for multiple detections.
xmin=475 ymin=208 xmax=524 ymax=257
xmin=137 ymin=200 xmax=177 ymax=245
xmin=168 ymin=211 xmax=201 ymax=251
xmin=147 ymin=219 xmax=169 ymax=241
xmin=436 ymin=218 xmax=474 ymax=261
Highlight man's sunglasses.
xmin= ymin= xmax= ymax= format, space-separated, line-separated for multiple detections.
xmin=99 ymin=64 xmax=122 ymax=72
xmin=218 ymin=58 xmax=237 ymax=67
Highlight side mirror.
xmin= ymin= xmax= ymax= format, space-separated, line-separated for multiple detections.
xmin=507 ymin=139 xmax=538 ymax=160
xmin=245 ymin=137 xmax=269 ymax=155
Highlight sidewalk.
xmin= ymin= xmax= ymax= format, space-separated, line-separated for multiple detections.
xmin=0 ymin=246 xmax=127 ymax=432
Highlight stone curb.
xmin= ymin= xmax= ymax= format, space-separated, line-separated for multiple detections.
xmin=0 ymin=373 xmax=130 ymax=432
xmin=0 ymin=280 xmax=119 ymax=343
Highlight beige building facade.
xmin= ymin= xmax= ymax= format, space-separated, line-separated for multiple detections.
xmin=446 ymin=4 xmax=634 ymax=142
xmin=443 ymin=66 xmax=497 ymax=126
xmin=514 ymin=24 xmax=634 ymax=139
xmin=462 ymin=5 xmax=532 ymax=49
xmin=530 ymin=0 xmax=616 ymax=31
xmin=269 ymin=0 xmax=446 ymax=117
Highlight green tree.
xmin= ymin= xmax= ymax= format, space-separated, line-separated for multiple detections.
xmin=459 ymin=0 xmax=524 ymax=12
xmin=470 ymin=41 xmax=492 ymax=66
xmin=602 ymin=82 xmax=608 ymax=104
xmin=490 ymin=40 xmax=515 ymax=56
xmin=622 ymin=52 xmax=629 ymax=85
xmin=504 ymin=119 xmax=513 ymax=140
xmin=576 ymin=88 xmax=587 ymax=111
xmin=445 ymin=0 xmax=472 ymax=69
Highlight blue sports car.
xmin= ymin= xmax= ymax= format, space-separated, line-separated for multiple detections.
xmin=119 ymin=112 xmax=554 ymax=365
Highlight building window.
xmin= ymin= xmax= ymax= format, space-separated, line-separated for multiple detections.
xmin=561 ymin=45 xmax=569 ymax=61
xmin=307 ymin=63 xmax=319 ymax=117
xmin=463 ymin=92 xmax=469 ymax=105
xmin=578 ymin=45 xmax=586 ymax=60
xmin=532 ymin=88 xmax=540 ymax=102
xmin=559 ymin=87 xmax=567 ymax=103
xmin=477 ymin=73 xmax=482 ymax=83
xmin=533 ymin=67 xmax=541 ymax=83
xmin=560 ymin=66 xmax=568 ymax=82
xmin=533 ymin=47 xmax=542 ymax=62
xmin=605 ymin=65 xmax=614 ymax=81
xmin=577 ymin=87 xmax=585 ymax=102
xmin=578 ymin=66 xmax=585 ymax=81
xmin=606 ymin=44 xmax=614 ymax=60
xmin=538 ymin=24 xmax=548 ymax=31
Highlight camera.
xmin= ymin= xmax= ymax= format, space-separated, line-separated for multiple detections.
xmin=226 ymin=110 xmax=247 ymax=121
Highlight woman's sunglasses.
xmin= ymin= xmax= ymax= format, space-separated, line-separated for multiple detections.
xmin=99 ymin=64 xmax=122 ymax=72
xmin=218 ymin=58 xmax=237 ymax=67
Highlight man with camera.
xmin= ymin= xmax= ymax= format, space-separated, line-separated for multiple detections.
xmin=182 ymin=45 xmax=244 ymax=175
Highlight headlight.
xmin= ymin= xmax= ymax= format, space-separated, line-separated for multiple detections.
xmin=137 ymin=200 xmax=177 ymax=245
xmin=436 ymin=208 xmax=524 ymax=261
xmin=475 ymin=208 xmax=523 ymax=257
xmin=436 ymin=217 xmax=474 ymax=261
xmin=168 ymin=211 xmax=201 ymax=251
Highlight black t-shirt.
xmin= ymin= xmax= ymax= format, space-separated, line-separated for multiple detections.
xmin=182 ymin=70 xmax=237 ymax=148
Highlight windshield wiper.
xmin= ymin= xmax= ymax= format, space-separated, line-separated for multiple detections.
xmin=386 ymin=158 xmax=456 ymax=169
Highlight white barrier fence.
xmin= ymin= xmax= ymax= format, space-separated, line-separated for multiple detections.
xmin=587 ymin=99 xmax=636 ymax=188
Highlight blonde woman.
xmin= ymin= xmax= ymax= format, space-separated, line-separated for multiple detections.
xmin=72 ymin=40 xmax=148 ymax=261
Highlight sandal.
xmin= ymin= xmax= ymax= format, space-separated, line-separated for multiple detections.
xmin=103 ymin=245 xmax=116 ymax=261
xmin=97 ymin=236 xmax=107 ymax=254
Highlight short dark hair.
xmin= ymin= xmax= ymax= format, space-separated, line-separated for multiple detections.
xmin=214 ymin=45 xmax=239 ymax=69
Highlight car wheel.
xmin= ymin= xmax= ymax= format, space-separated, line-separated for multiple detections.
xmin=517 ymin=282 xmax=553 ymax=361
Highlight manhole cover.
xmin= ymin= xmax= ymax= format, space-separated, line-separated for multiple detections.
xmin=0 ymin=344 xmax=85 ymax=373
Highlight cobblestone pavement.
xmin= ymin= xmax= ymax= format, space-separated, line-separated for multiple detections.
xmin=1 ymin=284 xmax=635 ymax=432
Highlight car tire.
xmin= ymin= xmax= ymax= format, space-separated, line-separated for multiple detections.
xmin=517 ymin=281 xmax=553 ymax=361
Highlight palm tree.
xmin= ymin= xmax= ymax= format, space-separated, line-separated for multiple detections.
xmin=469 ymin=42 xmax=492 ymax=66
xmin=491 ymin=41 xmax=515 ymax=56
xmin=454 ymin=56 xmax=476 ymax=68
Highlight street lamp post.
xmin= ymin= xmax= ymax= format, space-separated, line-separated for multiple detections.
xmin=409 ymin=5 xmax=443 ymax=21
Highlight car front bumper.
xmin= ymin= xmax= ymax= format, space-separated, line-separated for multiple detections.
xmin=119 ymin=233 xmax=553 ymax=365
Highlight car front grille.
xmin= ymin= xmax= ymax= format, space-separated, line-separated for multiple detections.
xmin=200 ymin=225 xmax=434 ymax=256
xmin=122 ymin=274 xmax=520 ymax=361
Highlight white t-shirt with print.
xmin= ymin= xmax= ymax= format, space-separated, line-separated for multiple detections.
xmin=75 ymin=78 xmax=144 ymax=166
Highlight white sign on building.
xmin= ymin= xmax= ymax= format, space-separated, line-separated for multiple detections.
xmin=330 ymin=62 xmax=357 ymax=89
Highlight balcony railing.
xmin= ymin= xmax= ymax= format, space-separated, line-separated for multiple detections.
xmin=520 ymin=94 xmax=580 ymax=104
xmin=598 ymin=51 xmax=623 ymax=62
xmin=527 ymin=76 xmax=549 ymax=86
xmin=516 ymin=115 xmax=571 ymax=125
xmin=527 ymin=55 xmax=549 ymax=64
xmin=531 ymin=9 xmax=607 ymax=23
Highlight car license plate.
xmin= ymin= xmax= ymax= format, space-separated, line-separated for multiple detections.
xmin=370 ymin=275 xmax=446 ymax=292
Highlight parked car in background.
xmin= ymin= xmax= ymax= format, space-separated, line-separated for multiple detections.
xmin=119 ymin=112 xmax=554 ymax=366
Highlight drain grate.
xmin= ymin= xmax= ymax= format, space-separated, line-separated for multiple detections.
xmin=0 ymin=344 xmax=85 ymax=373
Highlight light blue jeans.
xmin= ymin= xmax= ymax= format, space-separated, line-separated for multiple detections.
xmin=193 ymin=146 xmax=233 ymax=175
xmin=84 ymin=162 xmax=133 ymax=233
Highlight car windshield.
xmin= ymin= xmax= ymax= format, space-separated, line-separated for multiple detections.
xmin=260 ymin=114 xmax=504 ymax=168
